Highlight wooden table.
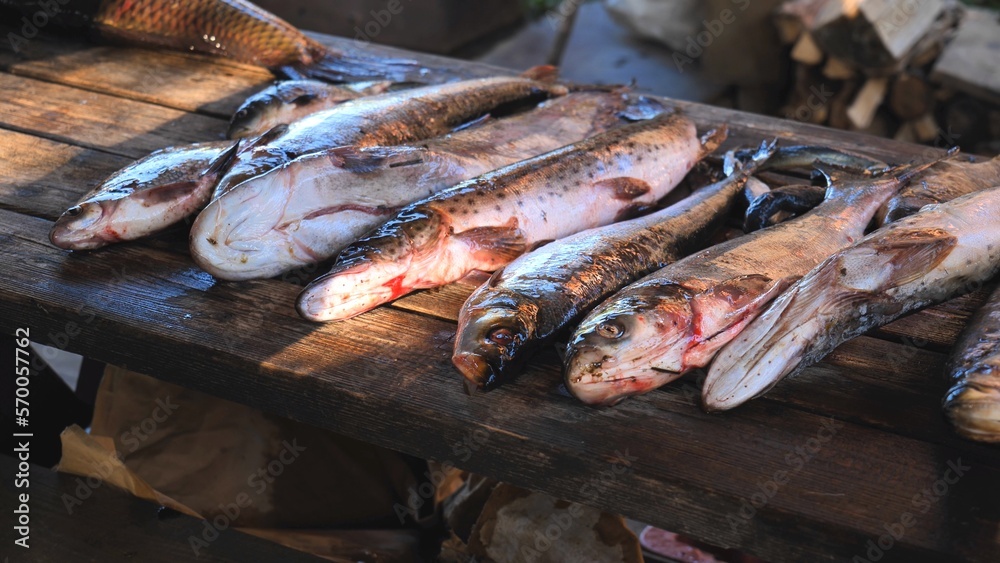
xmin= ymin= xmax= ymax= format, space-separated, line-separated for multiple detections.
xmin=1 ymin=27 xmax=998 ymax=563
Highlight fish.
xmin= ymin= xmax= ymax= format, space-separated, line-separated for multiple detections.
xmin=210 ymin=70 xmax=568 ymax=200
xmin=724 ymin=145 xmax=888 ymax=176
xmin=453 ymin=142 xmax=774 ymax=391
xmin=296 ymin=113 xmax=727 ymax=323
xmin=563 ymin=152 xmax=953 ymax=406
xmin=228 ymin=79 xmax=394 ymax=139
xmin=49 ymin=141 xmax=239 ymax=250
xmin=704 ymin=185 xmax=1000 ymax=411
xmin=0 ymin=0 xmax=460 ymax=83
xmin=191 ymin=91 xmax=666 ymax=281
xmin=877 ymin=155 xmax=1000 ymax=224
xmin=743 ymin=184 xmax=826 ymax=232
xmin=945 ymin=283 xmax=1000 ymax=443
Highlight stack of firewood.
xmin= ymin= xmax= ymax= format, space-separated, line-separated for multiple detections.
xmin=773 ymin=0 xmax=1000 ymax=155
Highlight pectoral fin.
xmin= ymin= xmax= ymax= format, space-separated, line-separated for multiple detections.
xmin=455 ymin=218 xmax=527 ymax=269
xmin=596 ymin=177 xmax=653 ymax=201
xmin=837 ymin=228 xmax=957 ymax=292
xmin=327 ymin=145 xmax=427 ymax=174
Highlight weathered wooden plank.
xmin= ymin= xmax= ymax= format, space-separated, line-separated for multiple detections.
xmin=2 ymin=208 xmax=998 ymax=562
xmin=0 ymin=34 xmax=272 ymax=117
xmin=0 ymin=73 xmax=226 ymax=159
xmin=0 ymin=128 xmax=130 ymax=219
xmin=0 ymin=458 xmax=325 ymax=562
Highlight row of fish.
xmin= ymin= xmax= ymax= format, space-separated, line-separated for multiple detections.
xmin=46 ymin=61 xmax=1000 ymax=443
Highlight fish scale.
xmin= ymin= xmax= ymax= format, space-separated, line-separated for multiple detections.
xmin=296 ymin=112 xmax=724 ymax=322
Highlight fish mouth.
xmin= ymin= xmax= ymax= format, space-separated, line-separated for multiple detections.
xmin=943 ymin=382 xmax=1000 ymax=442
xmin=452 ymin=352 xmax=500 ymax=390
xmin=564 ymin=343 xmax=681 ymax=406
xmin=49 ymin=203 xmax=109 ymax=250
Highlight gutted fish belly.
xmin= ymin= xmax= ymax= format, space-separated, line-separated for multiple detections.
xmin=297 ymin=113 xmax=725 ymax=322
xmin=191 ymin=91 xmax=662 ymax=281
xmin=704 ymin=185 xmax=1000 ymax=411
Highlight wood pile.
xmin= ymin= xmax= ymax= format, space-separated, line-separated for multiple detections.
xmin=773 ymin=0 xmax=1000 ymax=155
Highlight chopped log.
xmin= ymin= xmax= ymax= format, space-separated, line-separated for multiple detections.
xmin=847 ymin=77 xmax=890 ymax=129
xmin=888 ymin=72 xmax=933 ymax=120
xmin=910 ymin=113 xmax=940 ymax=141
xmin=931 ymin=7 xmax=1000 ymax=105
xmin=774 ymin=0 xmax=832 ymax=43
xmin=893 ymin=121 xmax=917 ymax=143
xmin=791 ymin=31 xmax=825 ymax=65
xmin=811 ymin=0 xmax=946 ymax=71
xmin=822 ymin=56 xmax=856 ymax=80
xmin=829 ymin=79 xmax=861 ymax=129
xmin=783 ymin=64 xmax=829 ymax=124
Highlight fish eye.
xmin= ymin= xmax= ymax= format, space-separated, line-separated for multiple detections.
xmin=487 ymin=327 xmax=516 ymax=345
xmin=234 ymin=109 xmax=249 ymax=120
xmin=65 ymin=206 xmax=82 ymax=217
xmin=596 ymin=321 xmax=625 ymax=339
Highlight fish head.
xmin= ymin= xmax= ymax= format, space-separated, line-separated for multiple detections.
xmin=565 ymin=283 xmax=694 ymax=405
xmin=453 ymin=287 xmax=540 ymax=390
xmin=49 ymin=200 xmax=116 ymax=250
xmin=228 ymin=81 xmax=330 ymax=138
xmin=297 ymin=208 xmax=447 ymax=322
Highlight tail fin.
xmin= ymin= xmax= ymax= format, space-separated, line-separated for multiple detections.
xmin=202 ymin=142 xmax=241 ymax=178
xmin=698 ymin=125 xmax=728 ymax=158
xmin=286 ymin=49 xmax=464 ymax=84
xmin=891 ymin=147 xmax=960 ymax=184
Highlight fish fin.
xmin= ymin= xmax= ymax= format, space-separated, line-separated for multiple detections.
xmin=454 ymin=218 xmax=527 ymax=268
xmin=290 ymin=93 xmax=319 ymax=106
xmin=452 ymin=113 xmax=493 ymax=133
xmin=692 ymin=274 xmax=798 ymax=341
xmin=698 ymin=125 xmax=728 ymax=156
xmin=527 ymin=239 xmax=555 ymax=252
xmin=618 ymin=96 xmax=670 ymax=121
xmin=203 ymin=141 xmax=241 ymax=178
xmin=521 ymin=65 xmax=559 ymax=82
xmin=239 ymin=124 xmax=288 ymax=155
xmin=837 ymin=228 xmax=958 ymax=292
xmin=595 ymin=177 xmax=653 ymax=201
xmin=327 ymin=145 xmax=427 ymax=174
xmin=486 ymin=266 xmax=506 ymax=288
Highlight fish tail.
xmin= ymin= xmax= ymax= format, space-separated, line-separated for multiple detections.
xmin=888 ymin=147 xmax=960 ymax=184
xmin=285 ymin=48 xmax=461 ymax=84
xmin=698 ymin=125 xmax=729 ymax=157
